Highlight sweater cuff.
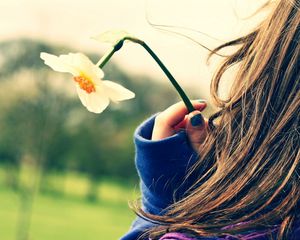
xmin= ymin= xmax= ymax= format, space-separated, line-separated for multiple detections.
xmin=133 ymin=114 xmax=199 ymax=212
xmin=134 ymin=114 xmax=198 ymax=167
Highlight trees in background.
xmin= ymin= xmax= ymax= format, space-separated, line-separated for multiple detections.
xmin=0 ymin=38 xmax=208 ymax=240
xmin=0 ymin=39 xmax=181 ymax=194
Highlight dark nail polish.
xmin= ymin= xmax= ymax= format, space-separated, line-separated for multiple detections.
xmin=191 ymin=114 xmax=204 ymax=127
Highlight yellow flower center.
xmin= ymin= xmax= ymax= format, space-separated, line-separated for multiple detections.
xmin=73 ymin=76 xmax=96 ymax=94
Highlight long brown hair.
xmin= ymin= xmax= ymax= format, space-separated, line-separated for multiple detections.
xmin=133 ymin=0 xmax=300 ymax=239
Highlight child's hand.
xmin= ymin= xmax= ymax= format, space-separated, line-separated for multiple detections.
xmin=152 ymin=100 xmax=208 ymax=150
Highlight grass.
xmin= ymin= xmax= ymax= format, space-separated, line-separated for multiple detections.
xmin=0 ymin=171 xmax=139 ymax=240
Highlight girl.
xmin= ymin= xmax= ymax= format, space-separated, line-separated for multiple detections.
xmin=121 ymin=0 xmax=300 ymax=239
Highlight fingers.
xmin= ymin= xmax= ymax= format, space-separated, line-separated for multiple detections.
xmin=156 ymin=100 xmax=206 ymax=128
xmin=152 ymin=100 xmax=206 ymax=141
xmin=186 ymin=111 xmax=208 ymax=150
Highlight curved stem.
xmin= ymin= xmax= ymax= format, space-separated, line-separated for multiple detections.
xmin=98 ymin=37 xmax=195 ymax=113
xmin=127 ymin=37 xmax=194 ymax=112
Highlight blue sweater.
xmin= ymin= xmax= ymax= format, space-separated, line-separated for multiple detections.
xmin=120 ymin=115 xmax=300 ymax=240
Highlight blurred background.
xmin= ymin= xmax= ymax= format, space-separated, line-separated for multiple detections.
xmin=0 ymin=0 xmax=271 ymax=239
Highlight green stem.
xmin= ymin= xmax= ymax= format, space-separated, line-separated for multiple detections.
xmin=97 ymin=47 xmax=115 ymax=68
xmin=129 ymin=38 xmax=194 ymax=112
xmin=98 ymin=37 xmax=195 ymax=113
xmin=97 ymin=40 xmax=124 ymax=68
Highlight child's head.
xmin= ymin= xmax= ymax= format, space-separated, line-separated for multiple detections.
xmin=138 ymin=0 xmax=300 ymax=239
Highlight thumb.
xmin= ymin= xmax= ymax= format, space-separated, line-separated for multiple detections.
xmin=186 ymin=111 xmax=208 ymax=150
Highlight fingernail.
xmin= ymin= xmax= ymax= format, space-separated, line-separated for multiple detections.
xmin=191 ymin=114 xmax=204 ymax=127
xmin=198 ymin=99 xmax=207 ymax=103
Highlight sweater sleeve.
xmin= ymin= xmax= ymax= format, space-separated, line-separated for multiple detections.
xmin=134 ymin=114 xmax=200 ymax=215
xmin=121 ymin=115 xmax=300 ymax=240
xmin=120 ymin=114 xmax=213 ymax=240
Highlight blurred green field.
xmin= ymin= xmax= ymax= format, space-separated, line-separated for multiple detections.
xmin=0 ymin=167 xmax=139 ymax=240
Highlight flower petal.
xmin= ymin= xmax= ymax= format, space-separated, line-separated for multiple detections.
xmin=85 ymin=91 xmax=110 ymax=113
xmin=92 ymin=30 xmax=133 ymax=45
xmin=66 ymin=53 xmax=104 ymax=80
xmin=41 ymin=52 xmax=104 ymax=80
xmin=101 ymin=80 xmax=135 ymax=102
xmin=40 ymin=52 xmax=79 ymax=76
xmin=76 ymin=86 xmax=109 ymax=113
xmin=76 ymin=85 xmax=88 ymax=107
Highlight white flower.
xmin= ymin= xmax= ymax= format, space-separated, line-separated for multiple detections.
xmin=40 ymin=52 xmax=135 ymax=114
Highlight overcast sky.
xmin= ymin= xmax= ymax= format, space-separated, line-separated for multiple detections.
xmin=0 ymin=0 xmax=270 ymax=99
